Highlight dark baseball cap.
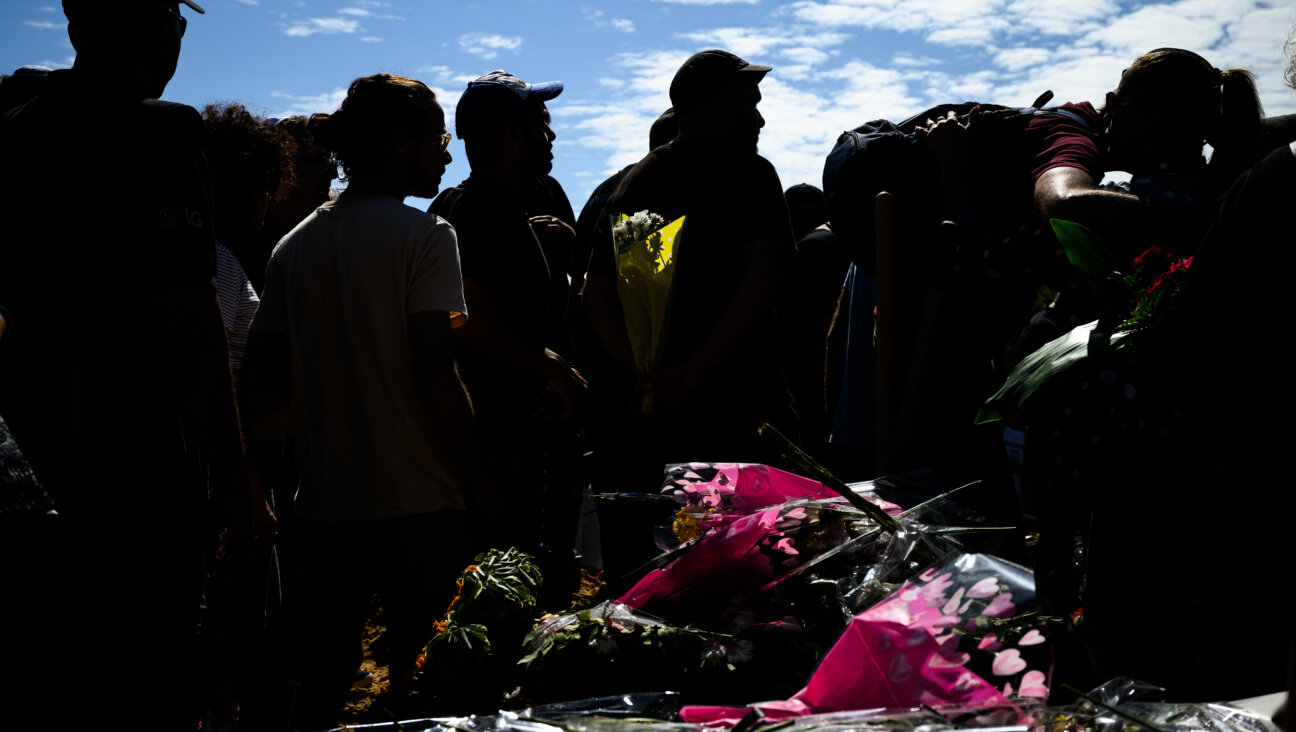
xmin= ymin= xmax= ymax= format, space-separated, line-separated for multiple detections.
xmin=64 ymin=0 xmax=206 ymax=24
xmin=455 ymin=70 xmax=562 ymax=140
xmin=669 ymin=49 xmax=771 ymax=111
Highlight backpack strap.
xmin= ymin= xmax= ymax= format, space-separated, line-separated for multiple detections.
xmin=1030 ymin=107 xmax=1089 ymax=127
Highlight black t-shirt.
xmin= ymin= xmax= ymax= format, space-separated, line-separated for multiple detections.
xmin=589 ymin=138 xmax=796 ymax=418
xmin=0 ymin=68 xmax=218 ymax=501
xmin=429 ymin=175 xmax=553 ymax=418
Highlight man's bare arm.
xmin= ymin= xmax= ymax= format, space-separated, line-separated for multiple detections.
xmin=651 ymin=236 xmax=785 ymax=411
xmin=1034 ymin=166 xmax=1150 ymax=252
xmin=454 ymin=278 xmax=588 ymax=418
xmin=239 ymin=328 xmax=293 ymax=443
xmin=158 ymin=284 xmax=275 ymax=556
xmin=583 ymin=273 xmax=637 ymax=374
xmin=408 ymin=310 xmax=487 ymax=515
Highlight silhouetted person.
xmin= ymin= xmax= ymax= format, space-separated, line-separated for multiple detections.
xmin=0 ymin=0 xmax=273 ymax=726
xmin=584 ymin=49 xmax=798 ymax=486
xmin=428 ymin=70 xmax=588 ymax=560
xmin=242 ymin=73 xmax=480 ymax=731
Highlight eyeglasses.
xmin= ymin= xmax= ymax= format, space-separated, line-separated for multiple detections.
xmin=147 ymin=4 xmax=187 ymax=36
xmin=433 ymin=131 xmax=452 ymax=152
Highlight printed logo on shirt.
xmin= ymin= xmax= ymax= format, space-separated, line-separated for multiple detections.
xmin=157 ymin=206 xmax=204 ymax=230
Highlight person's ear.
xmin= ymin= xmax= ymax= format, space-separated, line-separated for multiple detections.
xmin=500 ymin=118 xmax=526 ymax=158
xmin=389 ymin=122 xmax=414 ymax=155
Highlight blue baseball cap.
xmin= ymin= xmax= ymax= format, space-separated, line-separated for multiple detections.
xmin=455 ymin=70 xmax=562 ymax=140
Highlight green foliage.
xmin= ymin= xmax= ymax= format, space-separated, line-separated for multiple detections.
xmin=517 ymin=602 xmax=750 ymax=701
xmin=976 ymin=322 xmax=1127 ymax=424
xmin=405 ymin=547 xmax=544 ymax=713
xmin=978 ymin=219 xmax=1185 ymax=423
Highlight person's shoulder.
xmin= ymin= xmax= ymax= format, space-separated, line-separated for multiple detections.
xmin=428 ymin=180 xmax=485 ymax=222
xmin=610 ymin=149 xmax=667 ymax=197
xmin=749 ymin=152 xmax=781 ymax=177
xmin=1223 ymin=142 xmax=1296 ymax=207
xmin=137 ymin=98 xmax=204 ymax=133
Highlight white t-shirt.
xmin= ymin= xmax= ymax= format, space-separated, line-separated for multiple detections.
xmin=251 ymin=191 xmax=469 ymax=521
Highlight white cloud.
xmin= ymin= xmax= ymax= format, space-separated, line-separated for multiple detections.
xmin=583 ymin=9 xmax=635 ymax=33
xmin=1004 ymin=0 xmax=1119 ymax=36
xmin=23 ymin=20 xmax=63 ymax=29
xmin=925 ymin=25 xmax=1000 ymax=47
xmin=235 ymin=0 xmax=259 ymax=6
xmin=992 ymin=47 xmax=1052 ymax=72
xmin=340 ymin=6 xmax=404 ymax=20
xmin=675 ymin=26 xmax=849 ymax=62
xmin=653 ymin=0 xmax=759 ymax=4
xmin=283 ymin=17 xmax=360 ymax=37
xmin=361 ymin=36 xmax=383 ymax=43
xmin=417 ymin=65 xmax=458 ymax=83
xmin=269 ymin=88 xmax=348 ymax=117
xmin=891 ymin=52 xmax=941 ymax=67
xmin=458 ymin=32 xmax=523 ymax=59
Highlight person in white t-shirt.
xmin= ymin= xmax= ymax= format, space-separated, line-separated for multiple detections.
xmin=242 ymin=73 xmax=481 ymax=731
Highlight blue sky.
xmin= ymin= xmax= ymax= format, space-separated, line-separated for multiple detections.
xmin=5 ymin=0 xmax=1295 ymax=211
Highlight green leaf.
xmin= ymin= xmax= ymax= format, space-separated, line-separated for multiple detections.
xmin=977 ymin=320 xmax=1127 ymax=424
xmin=1051 ymin=219 xmax=1121 ymax=280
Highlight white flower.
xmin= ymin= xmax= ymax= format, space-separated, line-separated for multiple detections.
xmin=595 ymin=633 xmax=617 ymax=655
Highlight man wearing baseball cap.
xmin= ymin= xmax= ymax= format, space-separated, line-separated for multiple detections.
xmin=0 ymin=1 xmax=271 ymax=725
xmin=428 ymin=71 xmax=588 ymax=570
xmin=584 ymin=49 xmax=797 ymax=485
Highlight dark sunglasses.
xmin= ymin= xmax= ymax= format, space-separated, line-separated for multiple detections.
xmin=155 ymin=4 xmax=187 ymax=36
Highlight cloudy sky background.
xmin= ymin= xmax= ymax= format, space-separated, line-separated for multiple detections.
xmin=5 ymin=0 xmax=1296 ymax=210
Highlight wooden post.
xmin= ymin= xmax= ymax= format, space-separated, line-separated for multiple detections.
xmin=874 ymin=191 xmax=894 ymax=475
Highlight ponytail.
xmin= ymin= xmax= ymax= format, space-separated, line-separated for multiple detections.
xmin=1209 ymin=66 xmax=1262 ymax=158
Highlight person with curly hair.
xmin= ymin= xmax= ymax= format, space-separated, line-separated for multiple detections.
xmin=244 ymin=114 xmax=338 ymax=295
xmin=201 ymin=102 xmax=295 ymax=376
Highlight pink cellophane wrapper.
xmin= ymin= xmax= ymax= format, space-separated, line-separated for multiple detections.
xmin=617 ymin=464 xmax=901 ymax=614
xmin=663 ymin=463 xmax=843 ymax=512
xmin=680 ymin=553 xmax=1050 ymax=727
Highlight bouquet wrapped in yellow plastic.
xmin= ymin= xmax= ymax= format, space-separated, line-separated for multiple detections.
xmin=611 ymin=210 xmax=686 ymax=412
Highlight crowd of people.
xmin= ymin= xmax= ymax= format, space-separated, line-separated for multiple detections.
xmin=2 ymin=0 xmax=1295 ymax=729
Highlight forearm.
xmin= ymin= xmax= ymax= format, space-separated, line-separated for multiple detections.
xmin=409 ymin=311 xmax=484 ymax=500
xmin=153 ymin=285 xmax=250 ymax=509
xmin=457 ymin=278 xmax=568 ymax=378
xmin=424 ymin=367 xmax=483 ymax=494
xmin=583 ymin=274 xmax=637 ymax=373
xmin=685 ymin=239 xmax=784 ymax=378
xmin=238 ymin=332 xmax=293 ymax=442
xmin=1035 ymin=167 xmax=1149 ymax=250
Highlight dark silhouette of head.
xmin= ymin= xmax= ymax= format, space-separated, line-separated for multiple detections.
xmin=670 ymin=49 xmax=770 ymax=151
xmin=63 ymin=0 xmax=204 ymax=99
xmin=309 ymin=74 xmax=443 ymax=184
xmin=1103 ymin=48 xmax=1261 ymax=171
xmin=456 ymin=70 xmax=563 ymax=176
xmin=201 ymin=103 xmax=295 ymax=241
